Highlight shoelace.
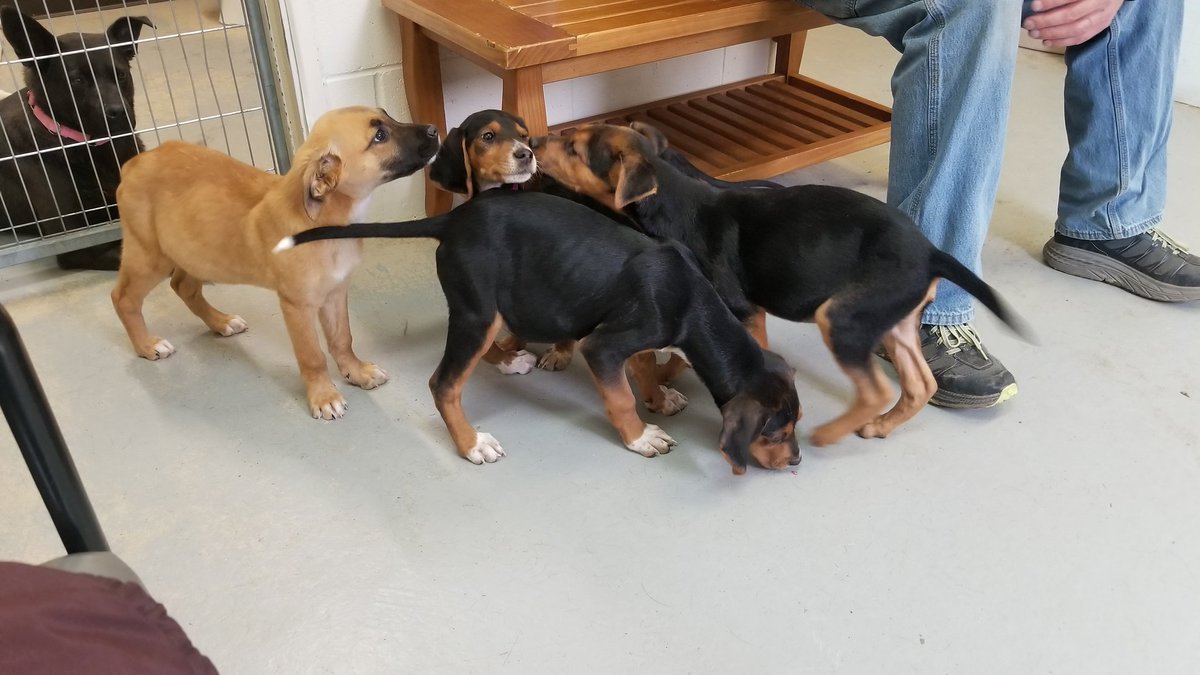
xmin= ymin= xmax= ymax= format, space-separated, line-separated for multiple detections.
xmin=1149 ymin=229 xmax=1189 ymax=256
xmin=930 ymin=324 xmax=989 ymax=360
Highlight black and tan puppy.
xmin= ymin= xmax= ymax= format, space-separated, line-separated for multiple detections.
xmin=275 ymin=190 xmax=802 ymax=475
xmin=426 ymin=109 xmax=783 ymax=377
xmin=532 ymin=122 xmax=1025 ymax=447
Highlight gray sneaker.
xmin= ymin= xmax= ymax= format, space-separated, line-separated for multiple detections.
xmin=879 ymin=324 xmax=1018 ymax=409
xmin=1043 ymin=229 xmax=1200 ymax=302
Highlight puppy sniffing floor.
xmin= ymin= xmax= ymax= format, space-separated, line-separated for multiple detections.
xmin=111 ymin=107 xmax=438 ymax=419
xmin=534 ymin=123 xmax=1027 ymax=446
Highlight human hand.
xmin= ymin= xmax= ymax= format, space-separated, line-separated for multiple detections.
xmin=1023 ymin=0 xmax=1124 ymax=48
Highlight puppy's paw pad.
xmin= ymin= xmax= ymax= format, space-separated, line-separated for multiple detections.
xmin=626 ymin=424 xmax=676 ymax=457
xmin=537 ymin=347 xmax=572 ymax=371
xmin=647 ymin=386 xmax=688 ymax=416
xmin=463 ymin=432 xmax=506 ymax=464
xmin=348 ymin=362 xmax=389 ymax=389
xmin=216 ymin=315 xmax=248 ymax=336
xmin=309 ymin=390 xmax=348 ymax=420
xmin=139 ymin=338 xmax=175 ymax=361
xmin=497 ymin=350 xmax=537 ymax=376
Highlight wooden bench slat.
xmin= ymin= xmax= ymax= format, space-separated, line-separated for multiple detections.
xmin=744 ymin=84 xmax=858 ymax=134
xmin=764 ymin=80 xmax=884 ymax=127
xmin=627 ymin=112 xmax=741 ymax=167
xmin=707 ymin=92 xmax=824 ymax=143
xmin=686 ymin=98 xmax=797 ymax=150
xmin=384 ymin=0 xmax=576 ymax=68
xmin=665 ymin=102 xmax=784 ymax=155
xmin=645 ymin=108 xmax=760 ymax=161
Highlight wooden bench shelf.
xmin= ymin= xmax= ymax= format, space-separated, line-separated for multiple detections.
xmin=386 ymin=0 xmax=893 ymax=214
xmin=552 ymin=74 xmax=891 ymax=182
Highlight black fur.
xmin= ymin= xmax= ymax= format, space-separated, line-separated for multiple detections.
xmin=0 ymin=6 xmax=152 ymax=270
xmin=285 ymin=189 xmax=801 ymax=472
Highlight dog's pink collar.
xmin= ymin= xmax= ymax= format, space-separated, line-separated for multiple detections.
xmin=27 ymin=90 xmax=108 ymax=146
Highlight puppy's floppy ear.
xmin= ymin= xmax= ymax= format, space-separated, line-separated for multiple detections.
xmin=303 ymin=152 xmax=342 ymax=221
xmin=2 ymin=7 xmax=58 ymax=60
xmin=106 ymin=15 xmax=155 ymax=60
xmin=629 ymin=121 xmax=669 ymax=156
xmin=429 ymin=126 xmax=473 ymax=197
xmin=718 ymin=394 xmax=767 ymax=476
xmin=614 ymin=153 xmax=657 ymax=209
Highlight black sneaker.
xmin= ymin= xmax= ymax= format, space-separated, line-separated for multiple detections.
xmin=1043 ymin=229 xmax=1200 ymax=302
xmin=878 ymin=324 xmax=1018 ymax=409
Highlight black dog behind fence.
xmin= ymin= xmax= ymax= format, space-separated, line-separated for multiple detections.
xmin=0 ymin=0 xmax=289 ymax=270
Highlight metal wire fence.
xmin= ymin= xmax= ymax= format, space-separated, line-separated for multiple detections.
xmin=0 ymin=0 xmax=288 ymax=267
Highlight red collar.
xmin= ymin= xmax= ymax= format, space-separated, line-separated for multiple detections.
xmin=27 ymin=90 xmax=108 ymax=146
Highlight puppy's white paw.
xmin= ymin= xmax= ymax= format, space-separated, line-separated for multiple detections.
xmin=347 ymin=362 xmax=389 ymax=389
xmin=139 ymin=338 xmax=175 ymax=361
xmin=309 ymin=390 xmax=348 ymax=420
xmin=463 ymin=432 xmax=506 ymax=464
xmin=217 ymin=315 xmax=248 ymax=337
xmin=625 ymin=424 xmax=676 ymax=457
xmin=496 ymin=350 xmax=537 ymax=376
xmin=647 ymin=386 xmax=688 ymax=416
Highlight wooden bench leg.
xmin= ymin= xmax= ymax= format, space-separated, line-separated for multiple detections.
xmin=774 ymin=31 xmax=808 ymax=76
xmin=400 ymin=18 xmax=453 ymax=216
xmin=502 ymin=66 xmax=548 ymax=136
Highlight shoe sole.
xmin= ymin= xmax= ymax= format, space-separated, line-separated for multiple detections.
xmin=929 ymin=382 xmax=1018 ymax=409
xmin=1043 ymin=240 xmax=1200 ymax=302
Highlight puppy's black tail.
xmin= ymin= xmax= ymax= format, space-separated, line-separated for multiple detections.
xmin=929 ymin=249 xmax=1032 ymax=339
xmin=273 ymin=216 xmax=449 ymax=253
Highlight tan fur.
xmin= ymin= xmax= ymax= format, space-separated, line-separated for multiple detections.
xmin=111 ymin=106 xmax=405 ymax=420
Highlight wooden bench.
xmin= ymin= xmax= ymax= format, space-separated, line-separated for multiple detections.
xmin=388 ymin=0 xmax=892 ymax=216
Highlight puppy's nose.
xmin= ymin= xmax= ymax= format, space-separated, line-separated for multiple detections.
xmin=529 ymin=136 xmax=545 ymax=149
xmin=105 ymin=104 xmax=127 ymax=119
xmin=423 ymin=125 xmax=438 ymax=138
xmin=513 ymin=147 xmax=531 ymax=161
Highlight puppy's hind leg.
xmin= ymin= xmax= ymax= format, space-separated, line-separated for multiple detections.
xmin=112 ymin=243 xmax=174 ymax=360
xmin=809 ymin=298 xmax=894 ymax=447
xmin=170 ymin=269 xmax=247 ymax=337
xmin=431 ymin=313 xmax=508 ymax=464
xmin=318 ymin=282 xmax=388 ymax=390
xmin=858 ymin=288 xmax=939 ymax=439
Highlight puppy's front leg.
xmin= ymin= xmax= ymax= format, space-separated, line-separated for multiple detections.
xmin=279 ymin=297 xmax=346 ymax=420
xmin=318 ymin=283 xmax=388 ymax=390
xmin=582 ymin=345 xmax=676 ymax=457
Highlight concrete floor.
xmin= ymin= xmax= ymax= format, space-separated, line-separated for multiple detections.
xmin=2 ymin=26 xmax=1199 ymax=674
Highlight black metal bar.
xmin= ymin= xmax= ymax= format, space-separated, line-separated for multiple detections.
xmin=0 ymin=303 xmax=108 ymax=554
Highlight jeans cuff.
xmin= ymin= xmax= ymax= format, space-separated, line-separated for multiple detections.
xmin=1055 ymin=214 xmax=1162 ymax=241
xmin=921 ymin=307 xmax=974 ymax=326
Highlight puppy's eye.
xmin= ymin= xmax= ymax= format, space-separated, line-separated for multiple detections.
xmin=482 ymin=131 xmax=495 ymax=142
xmin=72 ymin=76 xmax=86 ymax=87
xmin=373 ymin=127 xmax=389 ymax=144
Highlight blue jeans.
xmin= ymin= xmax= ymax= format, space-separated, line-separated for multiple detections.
xmin=796 ymin=0 xmax=1183 ymax=324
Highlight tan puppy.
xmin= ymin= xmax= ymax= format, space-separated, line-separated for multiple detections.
xmin=111 ymin=106 xmax=439 ymax=419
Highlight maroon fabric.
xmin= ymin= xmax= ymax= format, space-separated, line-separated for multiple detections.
xmin=0 ymin=562 xmax=218 ymax=674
